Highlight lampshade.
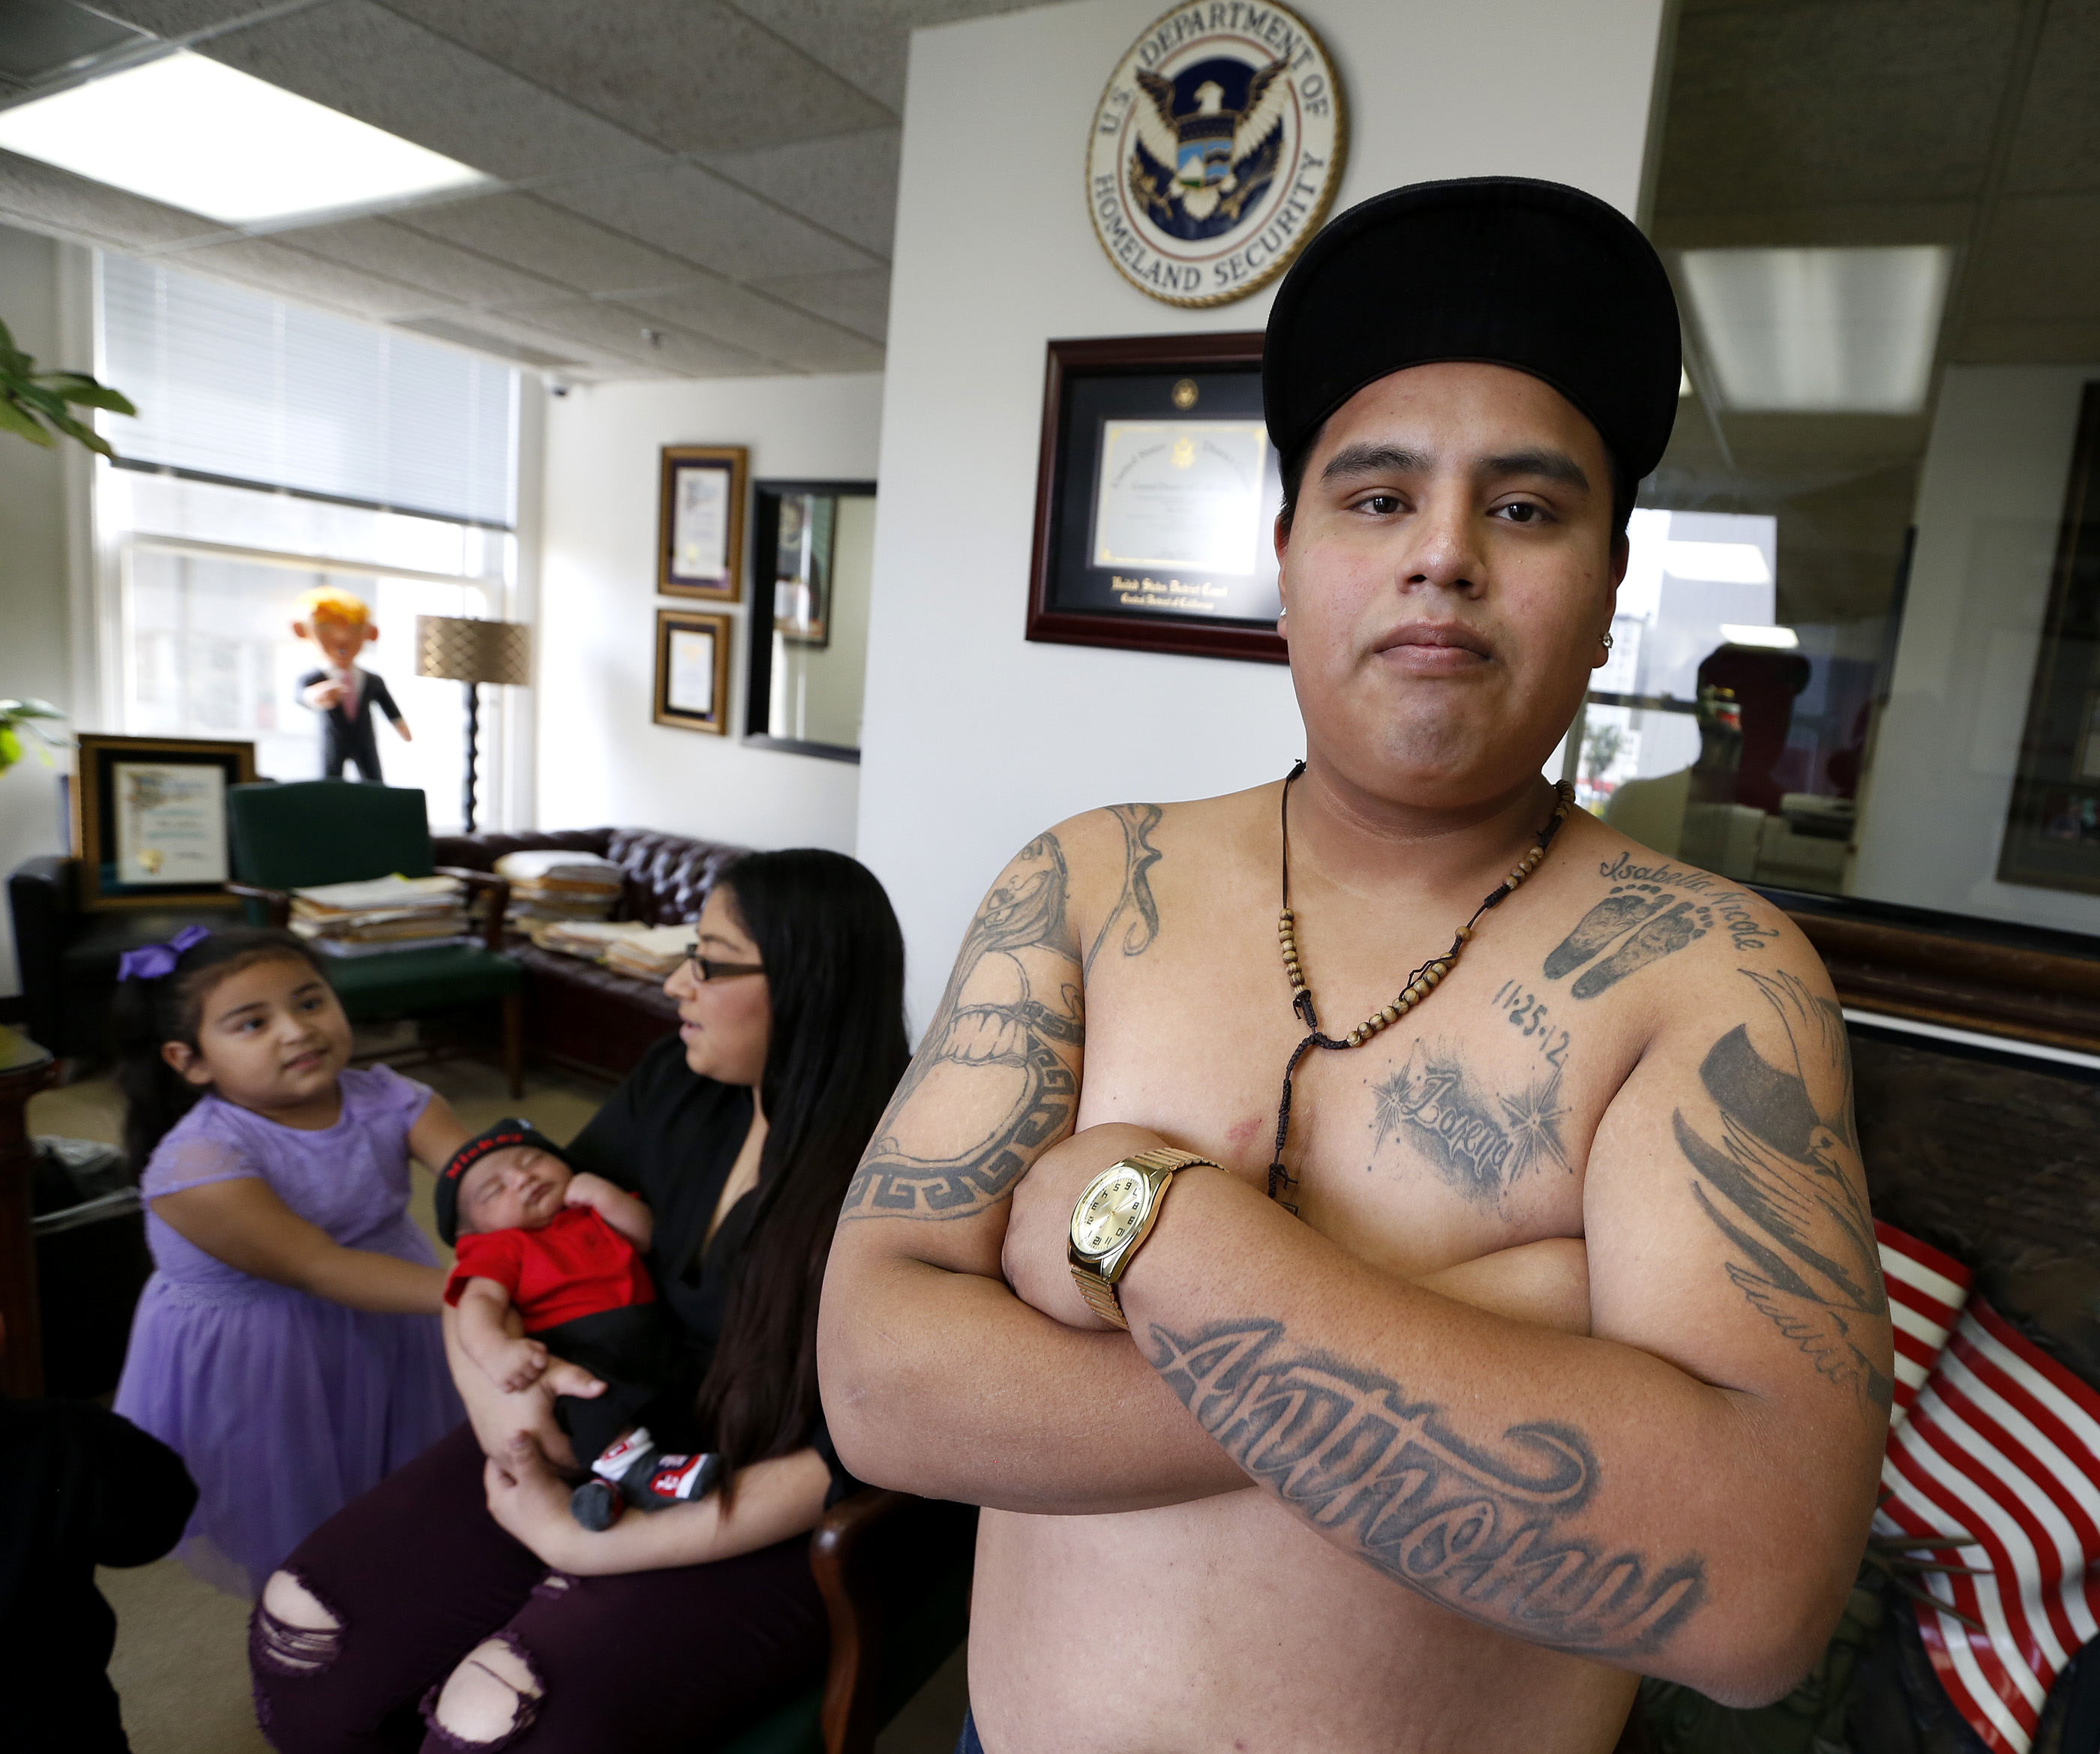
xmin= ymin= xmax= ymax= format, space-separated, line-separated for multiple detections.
xmin=415 ymin=616 xmax=530 ymax=686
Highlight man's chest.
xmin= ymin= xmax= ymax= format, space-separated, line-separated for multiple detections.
xmin=1072 ymin=880 xmax=1646 ymax=1278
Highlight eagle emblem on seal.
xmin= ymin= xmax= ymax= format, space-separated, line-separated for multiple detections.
xmin=1128 ymin=57 xmax=1290 ymax=235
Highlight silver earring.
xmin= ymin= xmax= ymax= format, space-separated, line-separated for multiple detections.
xmin=1600 ymin=631 xmax=1614 ymax=650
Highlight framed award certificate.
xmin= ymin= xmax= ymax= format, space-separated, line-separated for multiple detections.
xmin=1027 ymin=333 xmax=1285 ymax=664
xmin=658 ymin=445 xmax=748 ymax=601
xmin=653 ymin=608 xmax=732 ymax=735
xmin=72 ymin=733 xmax=255 ymax=910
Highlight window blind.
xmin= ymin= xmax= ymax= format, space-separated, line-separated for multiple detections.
xmin=100 ymin=252 xmax=518 ymax=529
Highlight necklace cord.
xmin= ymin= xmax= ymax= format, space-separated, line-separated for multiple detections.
xmin=1266 ymin=766 xmax=1575 ymax=1214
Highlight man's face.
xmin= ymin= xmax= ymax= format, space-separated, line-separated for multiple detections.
xmin=457 ymin=1146 xmax=572 ymax=1234
xmin=310 ymin=618 xmax=374 ymax=670
xmin=1276 ymin=361 xmax=1625 ymax=811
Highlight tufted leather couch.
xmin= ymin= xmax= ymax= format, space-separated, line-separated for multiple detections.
xmin=428 ymin=826 xmax=750 ymax=1081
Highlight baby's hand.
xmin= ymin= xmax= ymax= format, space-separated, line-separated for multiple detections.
xmin=487 ymin=1336 xmax=550 ymax=1393
xmin=564 ymin=1174 xmax=614 ymax=1210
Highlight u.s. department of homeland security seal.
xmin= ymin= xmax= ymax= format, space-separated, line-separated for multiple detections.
xmin=1087 ymin=3 xmax=1346 ymax=308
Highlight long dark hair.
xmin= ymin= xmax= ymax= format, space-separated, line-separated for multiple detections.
xmin=690 ymin=850 xmax=909 ymax=1489
xmin=111 ymin=928 xmax=334 ymax=1176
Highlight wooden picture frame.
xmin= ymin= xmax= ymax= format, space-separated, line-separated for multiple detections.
xmin=71 ymin=733 xmax=255 ymax=911
xmin=658 ymin=445 xmax=748 ymax=601
xmin=1026 ymin=332 xmax=1286 ymax=664
xmin=652 ymin=608 xmax=732 ymax=735
xmin=2000 ymin=382 xmax=2100 ymax=892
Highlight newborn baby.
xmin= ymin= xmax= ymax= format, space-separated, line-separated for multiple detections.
xmin=436 ymin=1120 xmax=722 ymax=1528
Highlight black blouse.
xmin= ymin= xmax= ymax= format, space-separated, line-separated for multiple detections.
xmin=563 ymin=1036 xmax=850 ymax=1500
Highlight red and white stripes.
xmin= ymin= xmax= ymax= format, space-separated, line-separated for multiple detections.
xmin=1872 ymin=1224 xmax=2100 ymax=1754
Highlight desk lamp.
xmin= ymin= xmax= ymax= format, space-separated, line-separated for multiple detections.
xmin=413 ymin=616 xmax=530 ymax=833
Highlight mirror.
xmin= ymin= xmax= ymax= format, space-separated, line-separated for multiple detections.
xmin=744 ymin=479 xmax=875 ymax=762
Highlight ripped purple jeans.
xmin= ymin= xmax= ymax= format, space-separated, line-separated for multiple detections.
xmin=250 ymin=1424 xmax=826 ymax=1753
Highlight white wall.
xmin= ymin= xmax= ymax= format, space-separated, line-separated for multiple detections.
xmin=0 ymin=223 xmax=93 ymax=996
xmin=1852 ymin=364 xmax=2100 ymax=929
xmin=857 ymin=0 xmax=1668 ymax=1033
xmin=536 ymin=372 xmax=884 ymax=853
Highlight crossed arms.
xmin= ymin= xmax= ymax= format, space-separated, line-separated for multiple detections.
xmin=815 ymin=817 xmax=1892 ymax=1703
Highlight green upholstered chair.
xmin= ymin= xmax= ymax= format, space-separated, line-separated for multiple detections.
xmin=721 ymin=1489 xmax=976 ymax=1754
xmin=224 ymin=780 xmax=524 ymax=1095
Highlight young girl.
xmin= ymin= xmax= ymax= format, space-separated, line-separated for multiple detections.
xmin=110 ymin=925 xmax=470 ymax=1597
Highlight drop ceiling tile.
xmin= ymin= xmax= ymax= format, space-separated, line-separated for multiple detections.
xmin=1655 ymin=0 xmax=2021 ymax=219
xmin=749 ymin=268 xmax=889 ymax=343
xmin=0 ymin=146 xmax=232 ymax=249
xmin=391 ymin=193 xmax=706 ymax=297
xmin=625 ymin=278 xmax=884 ymax=371
xmin=539 ymin=161 xmax=880 ymax=281
xmin=1952 ymin=319 xmax=2100 ymax=365
xmin=285 ymin=217 xmax=570 ymax=305
xmin=401 ymin=305 xmax=644 ymax=376
xmin=702 ymin=127 xmax=899 ymax=258
xmin=196 ymin=0 xmax=660 ymax=181
xmin=385 ymin=0 xmax=893 ymax=153
xmin=391 ymin=313 xmax=584 ymax=370
xmin=78 ymin=1 xmax=262 ymax=31
xmin=164 ymin=235 xmax=446 ymax=319
xmin=2003 ymin=1 xmax=2100 ymax=195
xmin=1961 ymin=193 xmax=2100 ymax=325
xmin=495 ymin=298 xmax=781 ymax=376
xmin=727 ymin=0 xmax=1032 ymax=114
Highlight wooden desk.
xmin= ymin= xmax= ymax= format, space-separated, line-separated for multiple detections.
xmin=0 ymin=1024 xmax=58 ymax=1396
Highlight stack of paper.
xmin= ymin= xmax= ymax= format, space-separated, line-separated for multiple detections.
xmin=496 ymin=850 xmax=624 ymax=922
xmin=526 ymin=919 xmax=651 ymax=958
xmin=290 ymin=874 xmax=469 ymax=958
xmin=600 ymin=924 xmax=697 ymax=982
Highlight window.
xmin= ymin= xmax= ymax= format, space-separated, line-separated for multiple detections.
xmin=95 ymin=259 xmax=519 ymax=833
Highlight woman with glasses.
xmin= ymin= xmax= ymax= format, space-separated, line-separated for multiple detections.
xmin=251 ymin=850 xmax=910 ymax=1754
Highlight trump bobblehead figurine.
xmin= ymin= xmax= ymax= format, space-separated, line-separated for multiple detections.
xmin=292 ymin=586 xmax=412 ymax=781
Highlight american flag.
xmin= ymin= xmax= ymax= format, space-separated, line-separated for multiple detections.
xmin=1873 ymin=1246 xmax=2100 ymax=1754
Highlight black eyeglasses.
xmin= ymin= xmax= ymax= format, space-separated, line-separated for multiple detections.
xmin=683 ymin=949 xmax=765 ymax=984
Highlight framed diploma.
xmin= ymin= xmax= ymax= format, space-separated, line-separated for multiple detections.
xmin=653 ymin=608 xmax=732 ymax=735
xmin=658 ymin=445 xmax=748 ymax=601
xmin=1027 ymin=332 xmax=1285 ymax=663
xmin=72 ymin=733 xmax=254 ymax=911
xmin=2000 ymin=381 xmax=2100 ymax=891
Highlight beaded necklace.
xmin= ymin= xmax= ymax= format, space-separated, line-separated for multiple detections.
xmin=1265 ymin=762 xmax=1577 ymax=1213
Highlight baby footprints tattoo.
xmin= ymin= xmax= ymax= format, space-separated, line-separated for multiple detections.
xmin=1543 ymin=883 xmax=1713 ymax=999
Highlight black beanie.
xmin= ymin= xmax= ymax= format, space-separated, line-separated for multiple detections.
xmin=435 ymin=1118 xmax=572 ymax=1247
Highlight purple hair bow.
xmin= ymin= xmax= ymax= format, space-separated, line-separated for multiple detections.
xmin=117 ymin=924 xmax=212 ymax=982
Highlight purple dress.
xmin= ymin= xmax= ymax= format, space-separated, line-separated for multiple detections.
xmin=112 ymin=1066 xmax=463 ymax=1597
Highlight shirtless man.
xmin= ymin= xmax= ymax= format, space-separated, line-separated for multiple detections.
xmin=818 ymin=178 xmax=1889 ymax=1754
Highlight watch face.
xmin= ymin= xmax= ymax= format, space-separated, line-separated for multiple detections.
xmin=1072 ymin=1167 xmax=1148 ymax=1258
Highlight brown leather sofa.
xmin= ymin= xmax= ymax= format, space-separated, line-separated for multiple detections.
xmin=428 ymin=826 xmax=749 ymax=1081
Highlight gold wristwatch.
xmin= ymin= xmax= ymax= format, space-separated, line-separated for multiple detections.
xmin=1067 ymin=1147 xmax=1217 ymax=1330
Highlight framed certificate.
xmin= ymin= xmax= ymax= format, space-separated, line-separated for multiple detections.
xmin=658 ymin=445 xmax=748 ymax=601
xmin=72 ymin=733 xmax=254 ymax=910
xmin=1027 ymin=332 xmax=1285 ymax=663
xmin=653 ymin=609 xmax=731 ymax=734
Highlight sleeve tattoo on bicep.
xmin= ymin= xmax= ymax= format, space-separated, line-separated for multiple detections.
xmin=1146 ymin=1318 xmax=1706 ymax=1657
xmin=840 ymin=833 xmax=1084 ymax=1221
xmin=1676 ymin=968 xmax=1892 ymax=1417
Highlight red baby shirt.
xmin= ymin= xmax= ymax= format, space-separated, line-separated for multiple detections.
xmin=443 ymin=1204 xmax=656 ymax=1333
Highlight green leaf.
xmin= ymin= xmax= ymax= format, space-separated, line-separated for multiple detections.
xmin=38 ymin=373 xmax=136 ymax=415
xmin=0 ymin=395 xmax=56 ymax=447
xmin=44 ymin=406 xmax=114 ymax=457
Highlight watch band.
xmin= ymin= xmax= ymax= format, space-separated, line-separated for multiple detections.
xmin=1069 ymin=1147 xmax=1219 ymax=1330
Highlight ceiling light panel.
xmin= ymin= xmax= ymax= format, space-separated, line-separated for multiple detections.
xmin=1678 ymin=245 xmax=1953 ymax=415
xmin=0 ymin=51 xmax=488 ymax=226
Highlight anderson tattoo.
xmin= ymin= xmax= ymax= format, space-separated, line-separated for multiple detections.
xmin=1148 ymin=1319 xmax=1706 ymax=1656
xmin=1084 ymin=802 xmax=1165 ymax=974
xmin=841 ymin=834 xmax=1082 ymax=1221
xmin=1372 ymin=1043 xmax=1568 ymax=1204
xmin=1678 ymin=969 xmax=1892 ymax=1417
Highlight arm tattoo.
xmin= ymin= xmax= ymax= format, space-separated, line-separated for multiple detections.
xmin=1147 ymin=1318 xmax=1706 ymax=1657
xmin=1678 ymin=969 xmax=1892 ymax=1417
xmin=1084 ymin=802 xmax=1164 ymax=974
xmin=840 ymin=833 xmax=1083 ymax=1221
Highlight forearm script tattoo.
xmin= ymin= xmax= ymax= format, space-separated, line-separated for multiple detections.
xmin=1148 ymin=1318 xmax=1706 ymax=1656
xmin=1679 ymin=969 xmax=1891 ymax=1417
xmin=841 ymin=834 xmax=1084 ymax=1220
